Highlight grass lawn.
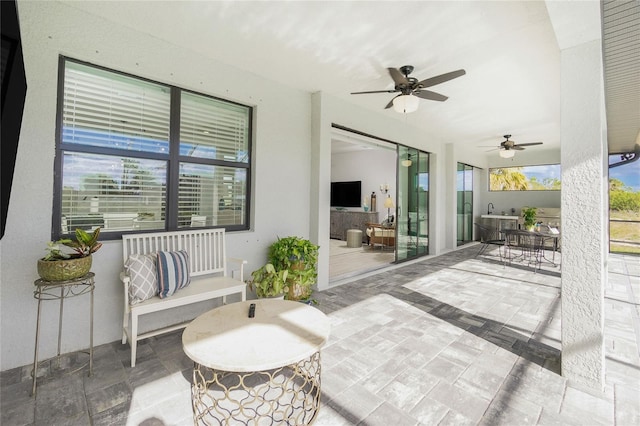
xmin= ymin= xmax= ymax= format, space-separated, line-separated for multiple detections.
xmin=610 ymin=210 xmax=640 ymax=254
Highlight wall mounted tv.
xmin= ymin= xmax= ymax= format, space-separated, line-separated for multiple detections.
xmin=331 ymin=181 xmax=361 ymax=207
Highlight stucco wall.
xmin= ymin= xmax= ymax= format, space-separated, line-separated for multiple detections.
xmin=0 ymin=1 xmax=313 ymax=370
xmin=560 ymin=38 xmax=607 ymax=390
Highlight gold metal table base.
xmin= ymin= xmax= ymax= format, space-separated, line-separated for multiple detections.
xmin=192 ymin=352 xmax=321 ymax=425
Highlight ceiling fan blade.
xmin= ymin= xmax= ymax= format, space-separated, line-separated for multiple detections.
xmin=351 ymin=89 xmax=398 ymax=95
xmin=512 ymin=146 xmax=526 ymax=151
xmin=384 ymin=95 xmax=400 ymax=109
xmin=515 ymin=142 xmax=543 ymax=147
xmin=417 ymin=69 xmax=466 ymax=88
xmin=414 ymin=90 xmax=448 ymax=102
xmin=387 ymin=68 xmax=409 ymax=86
xmin=484 ymin=147 xmax=500 ymax=152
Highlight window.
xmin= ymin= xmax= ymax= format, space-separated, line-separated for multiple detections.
xmin=489 ymin=164 xmax=561 ymax=191
xmin=54 ymin=57 xmax=251 ymax=239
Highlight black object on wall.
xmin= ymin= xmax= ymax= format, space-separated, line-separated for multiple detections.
xmin=1 ymin=0 xmax=27 ymax=240
xmin=330 ymin=181 xmax=362 ymax=208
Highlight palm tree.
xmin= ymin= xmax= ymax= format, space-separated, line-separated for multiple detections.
xmin=490 ymin=167 xmax=529 ymax=191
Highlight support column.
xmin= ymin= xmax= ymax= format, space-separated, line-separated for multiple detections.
xmin=310 ymin=92 xmax=331 ymax=291
xmin=444 ymin=143 xmax=457 ymax=251
xmin=560 ymin=38 xmax=608 ymax=391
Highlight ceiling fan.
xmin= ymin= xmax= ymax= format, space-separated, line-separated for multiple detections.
xmin=484 ymin=135 xmax=543 ymax=158
xmin=350 ymin=65 xmax=466 ymax=113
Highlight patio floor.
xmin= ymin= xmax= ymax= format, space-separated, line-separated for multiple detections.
xmin=1 ymin=245 xmax=638 ymax=425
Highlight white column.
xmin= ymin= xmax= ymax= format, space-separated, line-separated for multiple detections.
xmin=560 ymin=38 xmax=608 ymax=391
xmin=444 ymin=143 xmax=457 ymax=251
xmin=310 ymin=92 xmax=331 ymax=291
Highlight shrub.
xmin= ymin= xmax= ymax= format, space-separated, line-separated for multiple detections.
xmin=610 ymin=190 xmax=640 ymax=212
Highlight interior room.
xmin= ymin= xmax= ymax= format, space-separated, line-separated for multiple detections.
xmin=1 ymin=0 xmax=638 ymax=425
xmin=329 ymin=128 xmax=397 ymax=281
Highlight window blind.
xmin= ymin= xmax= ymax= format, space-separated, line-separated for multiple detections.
xmin=180 ymin=92 xmax=250 ymax=162
xmin=178 ymin=163 xmax=246 ymax=228
xmin=63 ymin=61 xmax=170 ymax=153
xmin=54 ymin=57 xmax=251 ymax=239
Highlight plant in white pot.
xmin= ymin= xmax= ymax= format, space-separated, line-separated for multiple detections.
xmin=267 ymin=236 xmax=319 ymax=302
xmin=37 ymin=228 xmax=102 ymax=281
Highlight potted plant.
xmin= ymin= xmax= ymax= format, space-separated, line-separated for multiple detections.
xmin=267 ymin=236 xmax=319 ymax=302
xmin=37 ymin=228 xmax=102 ymax=281
xmin=521 ymin=207 xmax=537 ymax=231
xmin=247 ymin=263 xmax=288 ymax=299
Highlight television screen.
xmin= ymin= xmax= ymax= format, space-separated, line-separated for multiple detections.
xmin=1 ymin=0 xmax=27 ymax=240
xmin=331 ymin=181 xmax=361 ymax=207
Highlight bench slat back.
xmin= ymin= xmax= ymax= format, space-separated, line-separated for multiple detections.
xmin=122 ymin=229 xmax=227 ymax=277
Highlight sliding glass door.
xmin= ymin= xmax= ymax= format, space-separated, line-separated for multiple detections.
xmin=396 ymin=146 xmax=429 ymax=262
xmin=457 ymin=163 xmax=473 ymax=246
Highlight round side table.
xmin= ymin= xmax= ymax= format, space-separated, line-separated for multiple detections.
xmin=31 ymin=272 xmax=95 ymax=396
xmin=182 ymin=299 xmax=331 ymax=425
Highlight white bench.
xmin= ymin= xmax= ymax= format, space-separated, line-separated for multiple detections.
xmin=120 ymin=229 xmax=246 ymax=367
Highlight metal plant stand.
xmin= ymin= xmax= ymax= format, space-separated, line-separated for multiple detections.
xmin=31 ymin=272 xmax=94 ymax=396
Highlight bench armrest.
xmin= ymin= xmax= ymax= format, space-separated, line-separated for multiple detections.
xmin=227 ymin=257 xmax=248 ymax=282
xmin=120 ymin=271 xmax=131 ymax=310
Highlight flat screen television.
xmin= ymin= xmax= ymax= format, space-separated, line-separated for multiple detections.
xmin=331 ymin=181 xmax=361 ymax=207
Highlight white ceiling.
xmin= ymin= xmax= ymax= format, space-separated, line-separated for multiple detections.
xmin=60 ymin=0 xmax=637 ymax=158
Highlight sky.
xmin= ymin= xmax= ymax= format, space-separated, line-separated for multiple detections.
xmin=609 ymin=156 xmax=640 ymax=192
xmin=522 ymin=164 xmax=561 ymax=185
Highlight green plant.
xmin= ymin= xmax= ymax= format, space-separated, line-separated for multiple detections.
xmin=42 ymin=228 xmax=102 ymax=261
xmin=268 ymin=236 xmax=319 ymax=270
xmin=247 ymin=263 xmax=288 ymax=298
xmin=267 ymin=236 xmax=319 ymax=302
xmin=610 ymin=189 xmax=640 ymax=211
xmin=521 ymin=207 xmax=537 ymax=230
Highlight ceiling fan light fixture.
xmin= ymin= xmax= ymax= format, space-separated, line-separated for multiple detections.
xmin=401 ymin=159 xmax=412 ymax=167
xmin=499 ymin=149 xmax=515 ymax=159
xmin=393 ymin=94 xmax=419 ymax=113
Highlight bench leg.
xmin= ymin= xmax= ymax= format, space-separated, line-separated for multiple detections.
xmin=130 ymin=313 xmax=138 ymax=368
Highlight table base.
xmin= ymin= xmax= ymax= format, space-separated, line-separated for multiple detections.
xmin=191 ymin=352 xmax=321 ymax=425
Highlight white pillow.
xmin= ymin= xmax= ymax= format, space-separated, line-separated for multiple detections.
xmin=125 ymin=253 xmax=158 ymax=304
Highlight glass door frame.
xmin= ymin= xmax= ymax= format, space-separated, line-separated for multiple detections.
xmin=396 ymin=145 xmax=430 ymax=263
xmin=457 ymin=162 xmax=474 ymax=246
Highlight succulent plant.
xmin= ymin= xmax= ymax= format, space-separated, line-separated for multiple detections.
xmin=42 ymin=228 xmax=102 ymax=261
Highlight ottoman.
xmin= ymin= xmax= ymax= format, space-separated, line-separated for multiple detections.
xmin=346 ymin=229 xmax=363 ymax=248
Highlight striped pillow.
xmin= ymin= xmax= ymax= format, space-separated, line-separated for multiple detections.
xmin=156 ymin=250 xmax=191 ymax=298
